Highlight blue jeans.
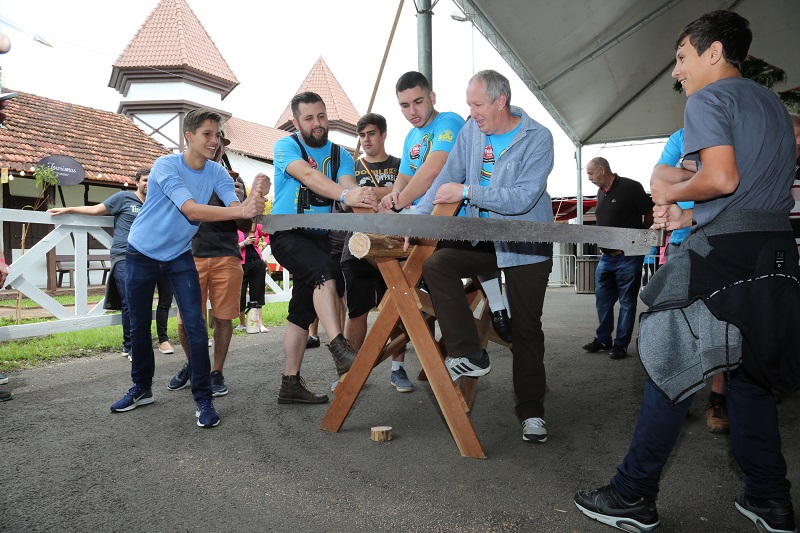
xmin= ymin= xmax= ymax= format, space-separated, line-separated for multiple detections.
xmin=612 ymin=370 xmax=791 ymax=502
xmin=112 ymin=260 xmax=131 ymax=352
xmin=126 ymin=245 xmax=211 ymax=400
xmin=594 ymin=254 xmax=643 ymax=348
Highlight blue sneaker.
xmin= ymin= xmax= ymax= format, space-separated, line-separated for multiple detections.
xmin=110 ymin=384 xmax=154 ymax=412
xmin=195 ymin=397 xmax=220 ymax=428
xmin=167 ymin=363 xmax=190 ymax=391
xmin=390 ymin=367 xmax=414 ymax=392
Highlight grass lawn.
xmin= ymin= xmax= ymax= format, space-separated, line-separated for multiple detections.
xmin=0 ymin=301 xmax=289 ymax=372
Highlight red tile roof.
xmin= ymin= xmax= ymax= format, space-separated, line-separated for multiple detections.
xmin=275 ymin=57 xmax=361 ymax=132
xmin=110 ymin=0 xmax=238 ymax=96
xmin=224 ymin=117 xmax=289 ymax=162
xmin=0 ymin=90 xmax=170 ymax=185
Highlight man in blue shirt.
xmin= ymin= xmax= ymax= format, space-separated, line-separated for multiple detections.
xmin=109 ymin=108 xmax=268 ymax=428
xmin=271 ymin=92 xmax=377 ymax=404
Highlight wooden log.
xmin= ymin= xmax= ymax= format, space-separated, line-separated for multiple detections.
xmin=370 ymin=426 xmax=393 ymax=442
xmin=349 ymin=232 xmax=410 ymax=259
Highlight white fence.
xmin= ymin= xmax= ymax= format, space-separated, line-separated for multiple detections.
xmin=0 ymin=208 xmax=292 ymax=341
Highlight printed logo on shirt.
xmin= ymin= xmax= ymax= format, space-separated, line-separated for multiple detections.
xmin=410 ymin=143 xmax=421 ymax=160
xmin=276 ymin=150 xmax=284 ymax=162
xmin=131 ymin=205 xmax=140 ymax=214
xmin=483 ymin=144 xmax=494 ymax=164
xmin=438 ymin=130 xmax=454 ymax=143
xmin=307 ymin=156 xmax=318 ymax=170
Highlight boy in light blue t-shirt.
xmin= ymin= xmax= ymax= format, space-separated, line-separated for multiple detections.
xmin=110 ymin=108 xmax=268 ymax=429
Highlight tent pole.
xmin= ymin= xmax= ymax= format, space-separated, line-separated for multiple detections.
xmin=575 ymin=141 xmax=584 ymax=255
xmin=416 ymin=0 xmax=433 ymax=87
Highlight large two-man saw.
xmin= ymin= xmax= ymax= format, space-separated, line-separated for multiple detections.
xmin=259 ymin=214 xmax=663 ymax=256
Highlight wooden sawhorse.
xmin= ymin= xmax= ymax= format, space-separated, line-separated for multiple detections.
xmin=320 ymin=203 xmax=509 ymax=459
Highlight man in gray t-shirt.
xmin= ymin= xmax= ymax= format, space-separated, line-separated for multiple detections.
xmin=576 ymin=11 xmax=798 ymax=533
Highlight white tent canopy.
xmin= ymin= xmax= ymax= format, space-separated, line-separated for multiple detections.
xmin=453 ymin=0 xmax=799 ymax=145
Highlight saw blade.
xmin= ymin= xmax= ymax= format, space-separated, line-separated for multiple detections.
xmin=258 ymin=214 xmax=660 ymax=255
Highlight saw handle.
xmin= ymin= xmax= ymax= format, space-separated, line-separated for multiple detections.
xmin=656 ymin=227 xmax=666 ymax=247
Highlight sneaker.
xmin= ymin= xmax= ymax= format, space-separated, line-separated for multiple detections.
xmin=208 ymin=339 xmax=213 ymax=347
xmin=445 ymin=349 xmax=491 ymax=381
xmin=328 ymin=334 xmax=357 ymax=377
xmin=0 ymin=389 xmax=12 ymax=402
xmin=158 ymin=341 xmax=174 ymax=354
xmin=735 ymin=490 xmax=796 ymax=533
xmin=705 ymin=398 xmax=730 ymax=434
xmin=391 ymin=367 xmax=415 ymax=392
xmin=582 ymin=338 xmax=612 ymax=352
xmin=491 ymin=309 xmax=513 ymax=343
xmin=110 ymin=384 xmax=154 ymax=412
xmin=195 ymin=397 xmax=220 ymax=428
xmin=210 ymin=370 xmax=228 ymax=397
xmin=234 ymin=324 xmax=246 ymax=332
xmin=306 ymin=335 xmax=321 ymax=349
xmin=122 ymin=351 xmax=129 ymax=359
xmin=0 ymin=373 xmax=8 ymax=385
xmin=610 ymin=345 xmax=627 ymax=360
xmin=522 ymin=417 xmax=548 ymax=443
xmin=167 ymin=363 xmax=190 ymax=391
xmin=575 ymin=484 xmax=660 ymax=532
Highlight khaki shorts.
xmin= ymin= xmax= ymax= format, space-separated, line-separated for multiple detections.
xmin=177 ymin=256 xmax=243 ymax=323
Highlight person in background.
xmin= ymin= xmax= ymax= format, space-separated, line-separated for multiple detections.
xmin=237 ymin=222 xmax=269 ymax=333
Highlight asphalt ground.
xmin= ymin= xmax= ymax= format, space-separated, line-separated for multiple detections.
xmin=1 ymin=287 xmax=798 ymax=532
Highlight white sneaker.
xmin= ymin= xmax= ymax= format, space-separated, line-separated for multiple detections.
xmin=445 ymin=350 xmax=491 ymax=381
xmin=522 ymin=417 xmax=547 ymax=443
xmin=234 ymin=325 xmax=246 ymax=332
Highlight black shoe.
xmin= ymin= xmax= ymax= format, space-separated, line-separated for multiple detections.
xmin=735 ymin=490 xmax=796 ymax=533
xmin=575 ymin=484 xmax=660 ymax=532
xmin=582 ymin=338 xmax=612 ymax=352
xmin=610 ymin=345 xmax=627 ymax=359
xmin=278 ymin=373 xmax=329 ymax=404
xmin=328 ymin=334 xmax=357 ymax=377
xmin=491 ymin=309 xmax=513 ymax=343
xmin=210 ymin=370 xmax=228 ymax=397
xmin=306 ymin=335 xmax=320 ymax=349
xmin=0 ymin=389 xmax=13 ymax=402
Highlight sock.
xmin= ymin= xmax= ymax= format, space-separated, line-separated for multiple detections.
xmin=479 ymin=275 xmax=504 ymax=312
xmin=391 ymin=361 xmax=404 ymax=371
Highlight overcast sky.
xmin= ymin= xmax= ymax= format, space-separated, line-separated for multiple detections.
xmin=0 ymin=0 xmax=666 ymax=196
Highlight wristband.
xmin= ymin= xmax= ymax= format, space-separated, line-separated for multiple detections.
xmin=340 ymin=188 xmax=350 ymax=204
xmin=462 ymin=185 xmax=470 ymax=200
xmin=390 ymin=204 xmax=404 ymax=213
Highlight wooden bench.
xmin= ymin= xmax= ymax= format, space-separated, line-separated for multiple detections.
xmin=55 ymin=253 xmax=111 ymax=288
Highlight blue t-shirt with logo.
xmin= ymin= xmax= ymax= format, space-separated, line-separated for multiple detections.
xmin=478 ymin=119 xmax=522 ymax=218
xmin=656 ymin=128 xmax=693 ymax=244
xmin=272 ymin=134 xmax=355 ymax=216
xmin=399 ymin=111 xmax=465 ymax=179
xmin=102 ymin=191 xmax=142 ymax=259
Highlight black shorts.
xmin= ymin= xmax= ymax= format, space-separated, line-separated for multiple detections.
xmin=270 ymin=231 xmax=344 ymax=329
xmin=341 ymin=258 xmax=386 ymax=318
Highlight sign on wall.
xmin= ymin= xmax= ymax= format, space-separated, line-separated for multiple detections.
xmin=38 ymin=155 xmax=85 ymax=186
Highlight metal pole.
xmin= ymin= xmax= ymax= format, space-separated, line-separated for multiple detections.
xmin=416 ymin=0 xmax=433 ymax=87
xmin=575 ymin=141 xmax=584 ymax=256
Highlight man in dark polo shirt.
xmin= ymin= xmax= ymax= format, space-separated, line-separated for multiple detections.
xmin=582 ymin=157 xmax=653 ymax=359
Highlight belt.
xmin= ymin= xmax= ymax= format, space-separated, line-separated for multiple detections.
xmin=605 ymin=250 xmax=624 ymax=256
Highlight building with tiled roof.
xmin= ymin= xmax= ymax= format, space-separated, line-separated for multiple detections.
xmin=275 ymin=57 xmax=361 ymax=142
xmin=110 ymin=0 xmax=238 ymax=152
xmin=0 ymin=89 xmax=169 ymax=186
xmin=224 ymin=117 xmax=289 ymax=162
xmin=110 ymin=0 xmax=238 ymax=98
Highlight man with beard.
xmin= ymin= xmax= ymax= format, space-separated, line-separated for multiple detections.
xmin=271 ymin=91 xmax=378 ymax=404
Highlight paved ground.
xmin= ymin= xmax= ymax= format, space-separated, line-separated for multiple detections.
xmin=1 ymin=287 xmax=797 ymax=532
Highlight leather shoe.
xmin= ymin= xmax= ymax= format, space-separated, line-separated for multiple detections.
xmin=609 ymin=345 xmax=627 ymax=359
xmin=491 ymin=309 xmax=513 ymax=343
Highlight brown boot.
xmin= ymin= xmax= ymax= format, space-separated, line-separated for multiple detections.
xmin=278 ymin=373 xmax=329 ymax=404
xmin=705 ymin=398 xmax=730 ymax=434
xmin=328 ymin=334 xmax=357 ymax=377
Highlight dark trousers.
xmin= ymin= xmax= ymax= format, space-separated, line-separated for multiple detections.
xmin=423 ymin=242 xmax=552 ymax=421
xmin=126 ymin=246 xmax=211 ymax=401
xmin=240 ymin=258 xmax=267 ymax=310
xmin=595 ymin=253 xmax=643 ymax=349
xmin=155 ymin=276 xmax=173 ymax=343
xmin=612 ymin=369 xmax=791 ymax=502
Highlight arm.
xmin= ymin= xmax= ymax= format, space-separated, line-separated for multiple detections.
xmin=651 ymin=145 xmax=739 ymax=205
xmin=285 ymin=162 xmax=376 ymax=209
xmin=653 ymin=203 xmax=693 ymax=231
xmin=394 ymin=151 xmax=449 ymax=208
xmin=48 ymin=204 xmax=109 ymax=216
